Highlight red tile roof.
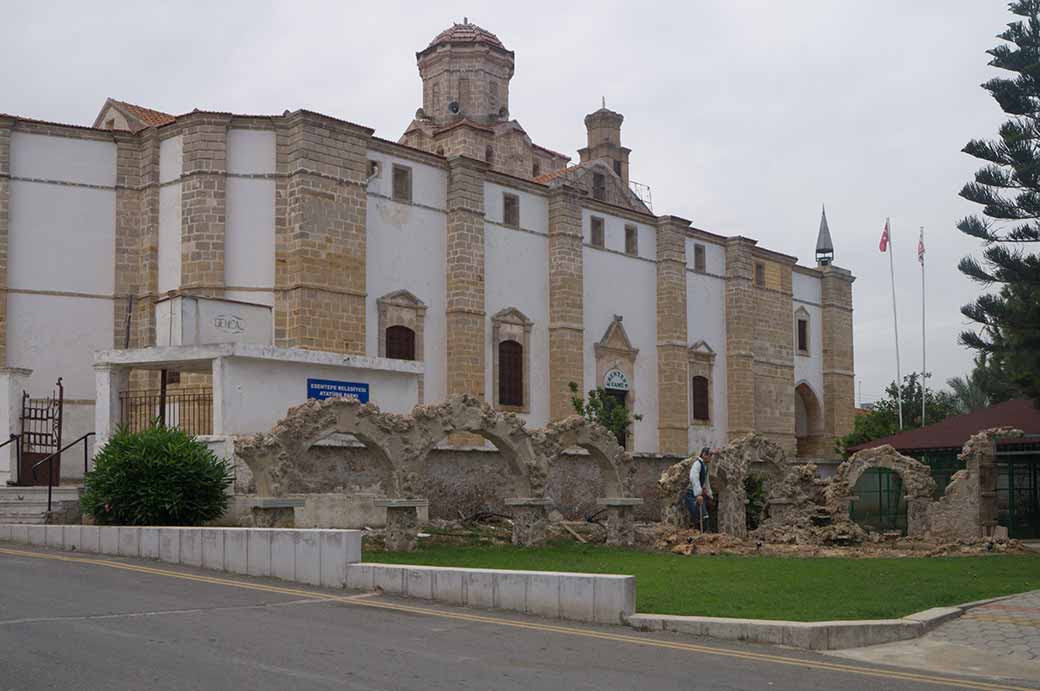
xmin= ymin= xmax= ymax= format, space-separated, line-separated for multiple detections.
xmin=848 ymin=399 xmax=1040 ymax=453
xmin=110 ymin=99 xmax=175 ymax=130
xmin=533 ymin=164 xmax=582 ymax=184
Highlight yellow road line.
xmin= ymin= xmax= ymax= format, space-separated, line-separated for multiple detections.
xmin=0 ymin=545 xmax=1034 ymax=691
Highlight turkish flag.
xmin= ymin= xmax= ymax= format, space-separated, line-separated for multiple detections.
xmin=879 ymin=220 xmax=890 ymax=252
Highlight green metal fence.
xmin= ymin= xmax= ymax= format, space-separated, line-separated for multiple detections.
xmin=850 ymin=467 xmax=908 ymax=535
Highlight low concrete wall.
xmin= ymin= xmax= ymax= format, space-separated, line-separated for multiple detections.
xmin=347 ymin=563 xmax=635 ymax=625
xmin=628 ymin=606 xmax=962 ymax=650
xmin=0 ymin=524 xmax=361 ymax=589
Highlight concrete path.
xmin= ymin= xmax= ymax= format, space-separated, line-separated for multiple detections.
xmin=1 ymin=543 xmax=1033 ymax=691
xmin=832 ymin=591 xmax=1040 ymax=686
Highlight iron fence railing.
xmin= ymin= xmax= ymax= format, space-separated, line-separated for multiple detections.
xmin=118 ymin=387 xmax=213 ymax=437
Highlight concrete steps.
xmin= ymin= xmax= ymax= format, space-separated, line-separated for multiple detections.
xmin=0 ymin=486 xmax=82 ymax=524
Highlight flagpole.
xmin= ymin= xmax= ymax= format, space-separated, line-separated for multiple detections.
xmin=920 ymin=226 xmax=926 ymax=428
xmin=887 ymin=217 xmax=904 ymax=429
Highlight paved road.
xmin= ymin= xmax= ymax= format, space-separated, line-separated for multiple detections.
xmin=0 ymin=544 xmax=1035 ymax=691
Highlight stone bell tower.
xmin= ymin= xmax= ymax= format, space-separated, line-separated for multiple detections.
xmin=578 ymin=102 xmax=631 ymax=185
xmin=415 ymin=19 xmax=515 ymax=126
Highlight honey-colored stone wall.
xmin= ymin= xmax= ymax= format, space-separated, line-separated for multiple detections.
xmin=725 ymin=240 xmax=797 ymax=456
xmin=751 ymin=256 xmax=796 ymax=454
xmin=547 ymin=185 xmax=584 ymax=420
xmin=277 ymin=111 xmax=372 ymax=354
xmin=180 ymin=114 xmax=230 ymax=297
xmin=819 ymin=264 xmax=855 ymax=443
xmin=655 ymin=215 xmax=689 ymax=454
xmin=445 ymin=156 xmax=487 ymax=400
xmin=724 ymin=238 xmax=756 ymax=441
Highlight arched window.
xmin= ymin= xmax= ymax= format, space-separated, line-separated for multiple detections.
xmin=692 ymin=376 xmax=710 ymax=421
xmin=498 ymin=339 xmax=523 ymax=407
xmin=386 ymin=325 xmax=416 ymax=361
xmin=486 ymin=146 xmax=494 ymax=165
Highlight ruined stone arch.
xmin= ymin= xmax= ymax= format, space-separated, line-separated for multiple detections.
xmin=710 ymin=433 xmax=789 ymax=537
xmin=534 ymin=416 xmax=634 ymax=498
xmin=234 ymin=398 xmax=409 ymax=499
xmin=832 ymin=445 xmax=936 ymax=536
xmin=401 ymin=395 xmax=546 ymax=499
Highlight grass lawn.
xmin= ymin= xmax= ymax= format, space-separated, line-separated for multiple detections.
xmin=366 ymin=541 xmax=1040 ymax=621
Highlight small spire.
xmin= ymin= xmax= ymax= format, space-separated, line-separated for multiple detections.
xmin=816 ymin=204 xmax=834 ymax=265
xmin=602 ymin=96 xmax=606 ymax=109
xmin=463 ymin=16 xmax=468 ymax=24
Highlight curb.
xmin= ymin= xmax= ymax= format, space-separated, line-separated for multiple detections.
xmin=627 ymin=605 xmax=963 ymax=651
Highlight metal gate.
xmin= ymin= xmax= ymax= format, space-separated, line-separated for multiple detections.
xmin=850 ymin=467 xmax=907 ymax=535
xmin=17 ymin=378 xmax=63 ymax=487
xmin=998 ymin=451 xmax=1040 ymax=540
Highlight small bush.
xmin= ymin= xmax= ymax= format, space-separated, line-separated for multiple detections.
xmin=81 ymin=425 xmax=233 ymax=526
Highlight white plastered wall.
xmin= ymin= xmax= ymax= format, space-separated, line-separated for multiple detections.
xmin=216 ymin=357 xmax=419 ymax=435
xmin=158 ymin=135 xmax=183 ymax=294
xmin=484 ymin=182 xmax=549 ymax=426
xmin=686 ymin=268 xmax=729 ymax=451
xmin=792 ymin=271 xmax=824 ymax=411
xmin=225 ymin=129 xmax=276 ymax=309
xmin=582 ymin=209 xmax=658 ymax=453
xmin=364 ymin=152 xmax=447 ymax=404
xmin=7 ymin=132 xmax=118 ymax=476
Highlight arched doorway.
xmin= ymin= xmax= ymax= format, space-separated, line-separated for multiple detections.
xmin=794 ymin=381 xmax=824 ymax=457
xmin=603 ymin=368 xmax=630 ymax=448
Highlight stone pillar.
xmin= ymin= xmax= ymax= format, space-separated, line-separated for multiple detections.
xmin=94 ymin=364 xmax=130 ymax=450
xmin=376 ymin=499 xmax=428 ymax=552
xmin=976 ymin=437 xmax=1000 ymax=538
xmin=445 ymin=156 xmax=487 ymax=403
xmin=277 ymin=111 xmax=372 ymax=354
xmin=819 ymin=265 xmax=856 ymax=445
xmin=505 ymin=498 xmax=552 ymax=547
xmin=656 ymin=216 xmax=690 ymax=454
xmin=724 ymin=238 xmax=756 ymax=440
xmin=0 ymin=117 xmax=11 ymax=367
xmin=0 ymin=368 xmax=30 ymax=483
xmin=597 ymin=498 xmax=644 ymax=547
xmin=180 ymin=113 xmax=231 ymax=298
xmin=547 ymin=184 xmax=584 ymax=420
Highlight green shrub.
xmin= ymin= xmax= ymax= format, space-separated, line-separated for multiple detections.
xmin=81 ymin=425 xmax=233 ymax=526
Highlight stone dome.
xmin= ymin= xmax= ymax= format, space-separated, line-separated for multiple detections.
xmin=421 ymin=20 xmax=510 ymax=55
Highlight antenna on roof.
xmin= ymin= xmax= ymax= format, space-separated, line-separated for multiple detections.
xmin=602 ymin=96 xmax=606 ymax=108
xmin=463 ymin=16 xmax=468 ymax=24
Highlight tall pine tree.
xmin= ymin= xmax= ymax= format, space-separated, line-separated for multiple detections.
xmin=958 ymin=0 xmax=1040 ymax=405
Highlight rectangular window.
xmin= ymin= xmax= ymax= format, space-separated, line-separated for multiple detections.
xmin=367 ymin=160 xmax=379 ymax=178
xmin=613 ymin=160 xmax=622 ymax=177
xmin=503 ymin=193 xmax=520 ymax=228
xmin=592 ymin=172 xmax=606 ymax=201
xmin=591 ymin=216 xmax=605 ymax=248
xmin=625 ymin=224 xmax=638 ymax=255
xmin=392 ymin=164 xmax=412 ymax=203
xmin=532 ymin=161 xmax=541 ymax=178
xmin=692 ymin=376 xmax=710 ymax=422
xmin=694 ymin=244 xmax=706 ymax=272
xmin=754 ymin=262 xmax=765 ymax=288
xmin=797 ymin=319 xmax=809 ymax=353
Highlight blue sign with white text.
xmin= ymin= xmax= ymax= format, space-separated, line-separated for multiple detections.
xmin=306 ymin=378 xmax=370 ymax=403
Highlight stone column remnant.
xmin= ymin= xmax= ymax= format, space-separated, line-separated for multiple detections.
xmin=505 ymin=498 xmax=552 ymax=547
xmin=376 ymin=499 xmax=428 ymax=552
xmin=596 ymin=497 xmax=644 ymax=547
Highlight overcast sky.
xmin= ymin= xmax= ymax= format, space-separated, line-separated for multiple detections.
xmin=1 ymin=1 xmax=1015 ymax=404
